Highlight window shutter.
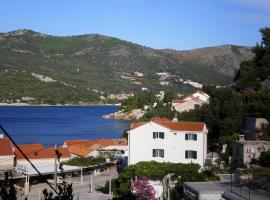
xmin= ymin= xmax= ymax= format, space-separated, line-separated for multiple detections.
xmin=152 ymin=149 xmax=156 ymax=157
xmin=153 ymin=132 xmax=156 ymax=139
xmin=161 ymin=149 xmax=164 ymax=157
xmin=185 ymin=134 xmax=188 ymax=140
xmin=160 ymin=132 xmax=164 ymax=139
xmin=193 ymin=134 xmax=197 ymax=141
xmin=185 ymin=151 xmax=188 ymax=159
xmin=193 ymin=151 xmax=197 ymax=159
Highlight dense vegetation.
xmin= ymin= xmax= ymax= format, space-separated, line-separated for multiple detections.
xmin=123 ymin=28 xmax=270 ymax=153
xmin=63 ymin=157 xmax=106 ymax=167
xmin=0 ymin=29 xmax=252 ymax=104
xmin=102 ymin=161 xmax=205 ymax=199
xmin=259 ymin=151 xmax=270 ymax=167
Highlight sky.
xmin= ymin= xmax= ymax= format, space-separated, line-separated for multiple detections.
xmin=0 ymin=0 xmax=269 ymax=50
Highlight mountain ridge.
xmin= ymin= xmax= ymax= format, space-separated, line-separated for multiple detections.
xmin=0 ymin=29 xmax=254 ymax=104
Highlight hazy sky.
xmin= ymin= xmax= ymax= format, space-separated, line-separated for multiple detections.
xmin=0 ymin=0 xmax=269 ymax=50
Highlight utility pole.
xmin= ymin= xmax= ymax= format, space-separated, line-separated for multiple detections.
xmin=80 ymin=168 xmax=83 ymax=184
xmin=109 ymin=176 xmax=112 ymax=196
xmin=90 ymin=174 xmax=93 ymax=193
xmin=54 ymin=143 xmax=58 ymax=192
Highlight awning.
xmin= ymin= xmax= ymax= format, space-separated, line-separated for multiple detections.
xmin=16 ymin=163 xmax=80 ymax=176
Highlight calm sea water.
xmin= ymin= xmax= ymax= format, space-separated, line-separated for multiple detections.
xmin=0 ymin=106 xmax=130 ymax=147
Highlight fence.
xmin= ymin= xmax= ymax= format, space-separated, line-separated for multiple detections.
xmin=220 ymin=173 xmax=270 ymax=200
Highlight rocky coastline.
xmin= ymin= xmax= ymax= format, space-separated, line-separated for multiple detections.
xmin=103 ymin=109 xmax=145 ymax=120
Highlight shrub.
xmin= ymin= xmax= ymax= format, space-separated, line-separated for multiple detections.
xmin=259 ymin=151 xmax=270 ymax=167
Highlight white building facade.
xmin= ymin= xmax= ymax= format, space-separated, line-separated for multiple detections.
xmin=128 ymin=118 xmax=208 ymax=166
xmin=172 ymin=91 xmax=209 ymax=113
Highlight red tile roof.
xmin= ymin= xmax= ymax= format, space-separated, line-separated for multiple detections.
xmin=64 ymin=140 xmax=87 ymax=147
xmin=0 ymin=138 xmax=13 ymax=156
xmin=130 ymin=119 xmax=205 ymax=132
xmin=69 ymin=144 xmax=93 ymax=157
xmin=154 ymin=121 xmax=205 ymax=132
xmin=151 ymin=117 xmax=171 ymax=122
xmin=15 ymin=144 xmax=45 ymax=158
xmin=18 ymin=144 xmax=44 ymax=151
xmin=131 ymin=122 xmax=147 ymax=129
xmin=16 ymin=147 xmax=70 ymax=160
xmin=65 ymin=138 xmax=127 ymax=157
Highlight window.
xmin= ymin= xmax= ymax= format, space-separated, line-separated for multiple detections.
xmin=185 ymin=133 xmax=197 ymax=141
xmin=152 ymin=149 xmax=164 ymax=158
xmin=153 ymin=132 xmax=165 ymax=139
xmin=185 ymin=150 xmax=197 ymax=159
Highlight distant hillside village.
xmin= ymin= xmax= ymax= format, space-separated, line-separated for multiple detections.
xmin=1 ymin=28 xmax=270 ymax=200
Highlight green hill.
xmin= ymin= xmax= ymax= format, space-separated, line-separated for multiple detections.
xmin=0 ymin=29 xmax=253 ymax=104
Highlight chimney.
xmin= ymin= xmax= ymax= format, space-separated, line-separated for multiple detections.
xmin=172 ymin=113 xmax=178 ymax=122
xmin=239 ymin=135 xmax=245 ymax=142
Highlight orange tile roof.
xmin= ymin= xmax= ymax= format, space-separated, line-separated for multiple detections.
xmin=130 ymin=119 xmax=205 ymax=132
xmin=85 ymin=139 xmax=115 ymax=148
xmin=18 ymin=144 xmax=44 ymax=151
xmin=65 ymin=138 xmax=127 ymax=157
xmin=16 ymin=147 xmax=70 ymax=160
xmin=64 ymin=140 xmax=87 ymax=147
xmin=65 ymin=138 xmax=127 ymax=156
xmin=0 ymin=138 xmax=13 ymax=156
xmin=131 ymin=122 xmax=147 ymax=129
xmin=69 ymin=144 xmax=93 ymax=157
xmin=154 ymin=121 xmax=205 ymax=132
xmin=150 ymin=117 xmax=171 ymax=122
xmin=15 ymin=144 xmax=45 ymax=158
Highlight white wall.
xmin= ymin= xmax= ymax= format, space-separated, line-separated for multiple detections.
xmin=16 ymin=157 xmax=70 ymax=165
xmin=192 ymin=92 xmax=209 ymax=102
xmin=199 ymin=193 xmax=224 ymax=200
xmin=172 ymin=100 xmax=203 ymax=113
xmin=128 ymin=122 xmax=207 ymax=166
xmin=0 ymin=155 xmax=14 ymax=170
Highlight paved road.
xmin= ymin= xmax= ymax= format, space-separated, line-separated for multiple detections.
xmin=17 ymin=169 xmax=118 ymax=200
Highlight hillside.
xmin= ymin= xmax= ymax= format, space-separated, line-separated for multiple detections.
xmin=0 ymin=29 xmax=254 ymax=104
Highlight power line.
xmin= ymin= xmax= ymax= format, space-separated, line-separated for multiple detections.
xmin=0 ymin=124 xmax=59 ymax=195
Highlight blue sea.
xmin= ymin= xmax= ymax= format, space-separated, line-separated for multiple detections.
xmin=0 ymin=106 xmax=131 ymax=147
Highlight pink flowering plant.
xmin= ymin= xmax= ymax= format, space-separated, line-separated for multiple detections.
xmin=131 ymin=178 xmax=156 ymax=200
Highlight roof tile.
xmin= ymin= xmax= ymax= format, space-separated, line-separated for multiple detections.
xmin=0 ymin=138 xmax=13 ymax=156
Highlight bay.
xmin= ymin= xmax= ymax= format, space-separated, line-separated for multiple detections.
xmin=0 ymin=106 xmax=130 ymax=147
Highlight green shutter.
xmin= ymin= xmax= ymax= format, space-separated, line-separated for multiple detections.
xmin=160 ymin=132 xmax=164 ymax=139
xmin=193 ymin=134 xmax=197 ymax=141
xmin=161 ymin=149 xmax=164 ymax=157
xmin=193 ymin=151 xmax=197 ymax=159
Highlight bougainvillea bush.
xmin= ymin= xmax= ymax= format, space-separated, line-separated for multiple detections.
xmin=131 ymin=178 xmax=156 ymax=200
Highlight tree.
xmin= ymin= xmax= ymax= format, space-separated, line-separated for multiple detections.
xmin=163 ymin=91 xmax=177 ymax=103
xmin=42 ymin=184 xmax=73 ymax=200
xmin=259 ymin=151 xmax=270 ymax=167
xmin=0 ymin=171 xmax=17 ymax=200
xmin=234 ymin=27 xmax=270 ymax=90
xmin=131 ymin=178 xmax=156 ymax=200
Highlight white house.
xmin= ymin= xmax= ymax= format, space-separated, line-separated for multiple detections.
xmin=172 ymin=91 xmax=209 ymax=113
xmin=192 ymin=91 xmax=210 ymax=102
xmin=0 ymin=136 xmax=15 ymax=171
xmin=128 ymin=118 xmax=208 ymax=166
